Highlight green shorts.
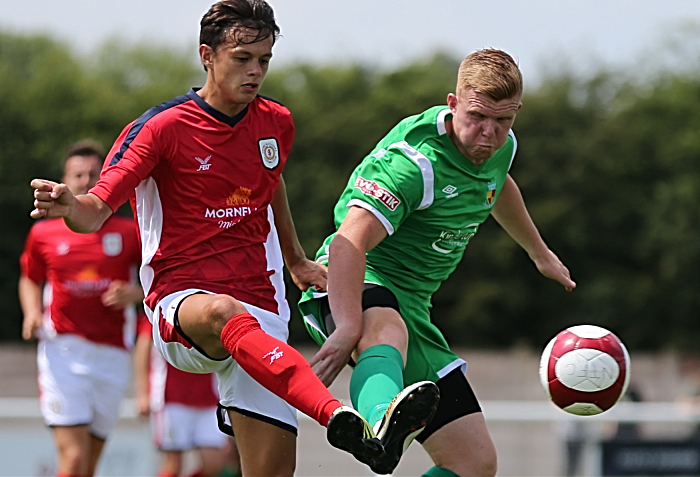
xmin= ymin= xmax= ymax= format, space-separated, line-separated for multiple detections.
xmin=298 ymin=267 xmax=466 ymax=385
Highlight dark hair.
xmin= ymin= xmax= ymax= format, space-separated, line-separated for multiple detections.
xmin=64 ymin=139 xmax=105 ymax=164
xmin=200 ymin=0 xmax=280 ymax=55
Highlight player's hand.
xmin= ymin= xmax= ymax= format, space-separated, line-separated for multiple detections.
xmin=288 ymin=258 xmax=327 ymax=292
xmin=21 ymin=313 xmax=43 ymax=340
xmin=532 ymin=249 xmax=576 ymax=291
xmin=309 ymin=326 xmax=360 ymax=387
xmin=102 ymin=280 xmax=143 ymax=308
xmin=30 ymin=179 xmax=76 ymax=219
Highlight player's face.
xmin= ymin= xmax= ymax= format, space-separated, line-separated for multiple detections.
xmin=447 ymin=87 xmax=522 ymax=165
xmin=62 ymin=155 xmax=101 ymax=196
xmin=199 ymin=29 xmax=273 ymax=117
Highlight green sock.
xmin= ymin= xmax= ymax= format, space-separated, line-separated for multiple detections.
xmin=349 ymin=344 xmax=404 ymax=428
xmin=421 ymin=466 xmax=460 ymax=477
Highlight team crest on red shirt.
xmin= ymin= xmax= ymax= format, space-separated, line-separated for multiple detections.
xmin=258 ymin=138 xmax=279 ymax=170
xmin=102 ymin=233 xmax=123 ymax=256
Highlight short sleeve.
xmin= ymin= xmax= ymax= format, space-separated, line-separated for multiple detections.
xmin=136 ymin=313 xmax=152 ymax=337
xmin=345 ymin=148 xmax=426 ymax=235
xmin=278 ymin=110 xmax=295 ymax=169
xmin=19 ymin=225 xmax=46 ymax=284
xmin=90 ymin=121 xmax=162 ymax=212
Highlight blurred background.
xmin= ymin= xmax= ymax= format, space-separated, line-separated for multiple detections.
xmin=0 ymin=1 xmax=698 ymax=476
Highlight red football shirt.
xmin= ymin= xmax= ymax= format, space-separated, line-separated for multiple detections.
xmin=137 ymin=316 xmax=219 ymax=408
xmin=20 ymin=215 xmax=141 ymax=349
xmin=90 ymin=90 xmax=294 ymax=315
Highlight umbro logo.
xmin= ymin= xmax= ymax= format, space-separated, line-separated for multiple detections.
xmin=442 ymin=185 xmax=458 ymax=198
xmin=263 ymin=347 xmax=284 ymax=365
xmin=196 ymin=156 xmax=211 ymax=171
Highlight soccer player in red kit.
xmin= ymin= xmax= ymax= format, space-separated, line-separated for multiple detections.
xmin=29 ymin=1 xmax=383 ymax=475
xmin=20 ymin=140 xmax=143 ymax=477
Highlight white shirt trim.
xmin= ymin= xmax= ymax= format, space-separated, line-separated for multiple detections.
xmin=347 ymin=199 xmax=395 ymax=235
xmin=387 ymin=141 xmax=434 ymax=210
xmin=437 ymin=358 xmax=467 ymax=379
xmin=508 ymin=130 xmax=517 ymax=171
xmin=303 ymin=314 xmax=327 ymax=339
xmin=437 ymin=108 xmax=450 ymax=136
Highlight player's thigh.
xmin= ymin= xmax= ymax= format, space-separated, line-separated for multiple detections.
xmin=178 ymin=291 xmax=247 ymax=359
xmin=393 ymin=291 xmax=465 ymax=385
xmin=421 ymin=413 xmax=497 ymax=477
xmin=229 ymin=410 xmax=296 ymax=477
xmin=315 ymin=283 xmax=408 ymax=360
xmin=150 ymin=289 xmax=237 ymax=374
xmin=357 ymin=306 xmax=408 ymax=360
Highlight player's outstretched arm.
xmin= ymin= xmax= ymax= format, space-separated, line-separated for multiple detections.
xmin=30 ymin=179 xmax=112 ymax=233
xmin=271 ymin=175 xmax=327 ymax=291
xmin=491 ymin=174 xmax=576 ymax=291
xmin=309 ymin=207 xmax=388 ymax=386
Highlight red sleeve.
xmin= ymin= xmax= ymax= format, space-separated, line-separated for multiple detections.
xmin=280 ymin=109 xmax=295 ymax=170
xmin=136 ymin=313 xmax=152 ymax=338
xmin=90 ymin=121 xmax=161 ymax=212
xmin=19 ymin=224 xmax=46 ymax=284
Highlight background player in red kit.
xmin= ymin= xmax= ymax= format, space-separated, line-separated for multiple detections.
xmin=28 ymin=1 xmax=383 ymax=475
xmin=133 ymin=315 xmax=231 ymax=477
xmin=20 ymin=140 xmax=143 ymax=477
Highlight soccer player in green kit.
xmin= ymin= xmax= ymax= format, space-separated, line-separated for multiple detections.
xmin=299 ymin=48 xmax=577 ymax=476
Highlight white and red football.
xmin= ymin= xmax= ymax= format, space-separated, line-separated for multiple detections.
xmin=539 ymin=325 xmax=630 ymax=415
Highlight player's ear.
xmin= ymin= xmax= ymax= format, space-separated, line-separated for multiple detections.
xmin=199 ymin=44 xmax=214 ymax=71
xmin=447 ymin=93 xmax=458 ymax=113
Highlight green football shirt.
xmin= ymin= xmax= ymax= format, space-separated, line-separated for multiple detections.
xmin=312 ymin=105 xmax=516 ymax=300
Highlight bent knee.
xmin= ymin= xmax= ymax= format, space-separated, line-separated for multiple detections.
xmin=360 ymin=308 xmax=409 ymax=357
xmin=203 ymin=295 xmax=247 ymax=330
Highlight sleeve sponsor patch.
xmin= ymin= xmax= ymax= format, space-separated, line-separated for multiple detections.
xmin=354 ymin=176 xmax=401 ymax=211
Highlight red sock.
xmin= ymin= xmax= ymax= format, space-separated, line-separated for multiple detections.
xmin=221 ymin=313 xmax=341 ymax=426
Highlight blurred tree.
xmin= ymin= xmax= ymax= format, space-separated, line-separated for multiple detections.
xmin=0 ymin=32 xmax=202 ymax=341
xmin=1 ymin=31 xmax=698 ymax=351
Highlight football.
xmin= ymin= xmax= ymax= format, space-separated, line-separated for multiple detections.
xmin=539 ymin=325 xmax=630 ymax=415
